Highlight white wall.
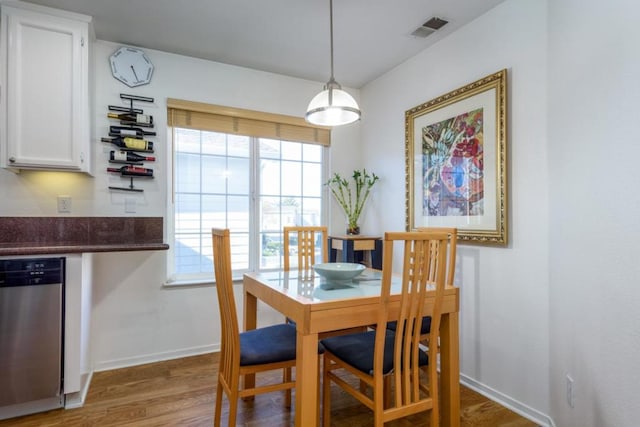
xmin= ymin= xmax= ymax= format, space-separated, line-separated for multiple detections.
xmin=360 ymin=0 xmax=550 ymax=423
xmin=548 ymin=1 xmax=640 ymax=426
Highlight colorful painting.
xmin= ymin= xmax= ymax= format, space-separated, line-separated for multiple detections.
xmin=422 ymin=108 xmax=484 ymax=217
xmin=405 ymin=69 xmax=508 ymax=245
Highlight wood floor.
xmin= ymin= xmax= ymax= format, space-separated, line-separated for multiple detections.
xmin=0 ymin=353 xmax=538 ymax=426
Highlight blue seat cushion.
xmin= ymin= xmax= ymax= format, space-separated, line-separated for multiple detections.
xmin=386 ymin=316 xmax=431 ymax=335
xmin=239 ymin=323 xmax=323 ymax=366
xmin=239 ymin=324 xmax=297 ymax=366
xmin=320 ymin=330 xmax=428 ymax=375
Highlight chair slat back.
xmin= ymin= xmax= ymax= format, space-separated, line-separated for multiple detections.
xmin=414 ymin=227 xmax=457 ymax=288
xmin=374 ymin=230 xmax=450 ymax=409
xmin=283 ymin=226 xmax=328 ymax=271
xmin=211 ymin=228 xmax=241 ymax=386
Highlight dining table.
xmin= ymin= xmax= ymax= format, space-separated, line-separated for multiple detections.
xmin=242 ymin=268 xmax=460 ymax=427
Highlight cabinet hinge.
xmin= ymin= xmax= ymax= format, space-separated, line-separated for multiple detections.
xmin=81 ymin=37 xmax=85 ymax=47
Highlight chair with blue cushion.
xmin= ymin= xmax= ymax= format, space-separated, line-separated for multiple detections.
xmin=386 ymin=227 xmax=457 ymax=345
xmin=320 ymin=230 xmax=450 ymax=426
xmin=283 ymin=225 xmax=328 ymax=272
xmin=284 ymin=225 xmax=368 ymax=342
xmin=212 ymin=228 xmax=298 ymax=427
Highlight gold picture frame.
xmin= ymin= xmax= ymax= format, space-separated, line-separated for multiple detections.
xmin=405 ymin=69 xmax=508 ymax=245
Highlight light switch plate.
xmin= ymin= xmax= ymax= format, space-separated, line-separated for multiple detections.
xmin=125 ymin=197 xmax=136 ymax=213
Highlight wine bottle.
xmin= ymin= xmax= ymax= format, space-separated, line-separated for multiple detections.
xmin=110 ymin=150 xmax=156 ymax=162
xmin=101 ymin=137 xmax=154 ymax=151
xmin=109 ymin=125 xmax=156 ymax=137
xmin=117 ymin=120 xmax=154 ymax=128
xmin=107 ymin=112 xmax=153 ymax=125
xmin=107 ymin=165 xmax=154 ymax=177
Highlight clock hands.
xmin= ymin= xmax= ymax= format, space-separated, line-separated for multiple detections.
xmin=130 ymin=65 xmax=140 ymax=82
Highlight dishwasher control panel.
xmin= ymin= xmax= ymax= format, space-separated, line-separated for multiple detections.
xmin=0 ymin=258 xmax=65 ymax=286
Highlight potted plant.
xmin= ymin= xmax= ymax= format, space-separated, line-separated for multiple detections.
xmin=326 ymin=169 xmax=379 ymax=235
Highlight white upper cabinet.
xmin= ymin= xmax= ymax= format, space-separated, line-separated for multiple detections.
xmin=0 ymin=1 xmax=93 ymax=173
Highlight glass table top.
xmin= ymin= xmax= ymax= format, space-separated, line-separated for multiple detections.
xmin=254 ymin=269 xmax=403 ymax=302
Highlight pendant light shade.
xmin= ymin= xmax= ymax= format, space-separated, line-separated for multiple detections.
xmin=305 ymin=0 xmax=360 ymax=127
xmin=306 ymin=79 xmax=360 ymax=126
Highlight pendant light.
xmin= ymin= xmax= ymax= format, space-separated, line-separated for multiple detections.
xmin=305 ymin=0 xmax=361 ymax=126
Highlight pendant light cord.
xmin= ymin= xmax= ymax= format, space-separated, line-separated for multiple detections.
xmin=305 ymin=0 xmax=360 ymax=125
xmin=329 ymin=0 xmax=335 ymax=81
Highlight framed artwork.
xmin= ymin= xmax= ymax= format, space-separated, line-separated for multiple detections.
xmin=405 ymin=69 xmax=508 ymax=245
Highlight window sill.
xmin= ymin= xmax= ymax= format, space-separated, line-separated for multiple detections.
xmin=163 ymin=276 xmax=243 ymax=288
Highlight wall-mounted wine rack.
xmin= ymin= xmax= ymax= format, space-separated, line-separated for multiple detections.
xmin=103 ymin=93 xmax=156 ymax=192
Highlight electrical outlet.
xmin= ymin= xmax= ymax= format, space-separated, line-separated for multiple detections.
xmin=57 ymin=196 xmax=72 ymax=213
xmin=566 ymin=374 xmax=575 ymax=408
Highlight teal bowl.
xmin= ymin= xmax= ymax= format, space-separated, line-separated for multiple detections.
xmin=313 ymin=262 xmax=366 ymax=281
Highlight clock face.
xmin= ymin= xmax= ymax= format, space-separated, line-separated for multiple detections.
xmin=109 ymin=47 xmax=154 ymax=88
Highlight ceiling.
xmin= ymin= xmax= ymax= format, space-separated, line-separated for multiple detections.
xmin=23 ymin=0 xmax=506 ymax=89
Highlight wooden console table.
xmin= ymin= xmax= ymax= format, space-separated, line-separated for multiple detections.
xmin=328 ymin=235 xmax=382 ymax=269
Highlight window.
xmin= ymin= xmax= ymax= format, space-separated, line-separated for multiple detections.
xmin=167 ymin=100 xmax=330 ymax=284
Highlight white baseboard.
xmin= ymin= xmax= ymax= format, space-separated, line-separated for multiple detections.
xmin=92 ymin=344 xmax=220 ymax=372
xmin=460 ymin=374 xmax=556 ymax=427
xmin=64 ymin=371 xmax=93 ymax=409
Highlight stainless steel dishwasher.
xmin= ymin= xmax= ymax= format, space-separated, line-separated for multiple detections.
xmin=0 ymin=257 xmax=65 ymax=420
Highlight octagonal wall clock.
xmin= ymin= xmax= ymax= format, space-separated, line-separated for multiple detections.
xmin=109 ymin=46 xmax=154 ymax=87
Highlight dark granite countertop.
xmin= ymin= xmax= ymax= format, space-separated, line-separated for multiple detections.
xmin=0 ymin=217 xmax=169 ymax=256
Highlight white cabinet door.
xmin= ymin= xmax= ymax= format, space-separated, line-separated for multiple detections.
xmin=1 ymin=2 xmax=92 ymax=172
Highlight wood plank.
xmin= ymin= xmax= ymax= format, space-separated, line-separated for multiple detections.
xmin=0 ymin=353 xmax=537 ymax=427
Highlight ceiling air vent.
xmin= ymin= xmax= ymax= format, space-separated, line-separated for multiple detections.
xmin=411 ymin=17 xmax=448 ymax=38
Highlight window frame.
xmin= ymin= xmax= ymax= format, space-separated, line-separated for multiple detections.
xmin=165 ymin=100 xmax=331 ymax=286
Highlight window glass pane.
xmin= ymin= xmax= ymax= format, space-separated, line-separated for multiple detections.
xmin=281 ymin=161 xmax=302 ymax=196
xmin=282 ymin=197 xmax=302 ymax=226
xmin=230 ymin=232 xmax=249 ymax=270
xmin=176 ymin=153 xmax=201 ymax=193
xmin=201 ymin=155 xmax=227 ymax=194
xmin=175 ymin=128 xmax=201 ymax=153
xmin=303 ymin=143 xmax=322 ymax=162
xmin=202 ymin=131 xmax=226 ymax=155
xmin=260 ymin=159 xmax=281 ymax=196
xmin=175 ymin=193 xmax=201 ymax=233
xmin=281 ymin=141 xmax=302 ymax=161
xmin=301 ymin=197 xmax=322 ymax=226
xmin=228 ymin=135 xmax=251 ymax=157
xmin=260 ymin=232 xmax=282 ymax=269
xmin=174 ymin=233 xmax=207 ymax=274
xmin=228 ymin=196 xmax=250 ymax=232
xmin=227 ymin=157 xmax=250 ymax=194
xmin=302 ymin=162 xmax=322 ymax=197
xmin=202 ymin=195 xmax=227 ymax=230
xmin=260 ymin=196 xmax=282 ymax=234
xmin=200 ymin=238 xmax=213 ymax=272
xmin=260 ymin=138 xmax=280 ymax=159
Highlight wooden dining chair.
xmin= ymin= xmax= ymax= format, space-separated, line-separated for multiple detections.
xmin=283 ymin=225 xmax=328 ymax=271
xmin=320 ymin=230 xmax=450 ymax=427
xmin=283 ymin=225 xmax=367 ymax=342
xmin=386 ymin=227 xmax=457 ymax=343
xmin=212 ymin=228 xmax=298 ymax=427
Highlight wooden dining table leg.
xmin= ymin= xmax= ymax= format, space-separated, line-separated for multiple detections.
xmin=439 ymin=311 xmax=460 ymax=427
xmin=242 ymin=290 xmax=257 ymax=393
xmin=295 ymin=330 xmax=319 ymax=427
